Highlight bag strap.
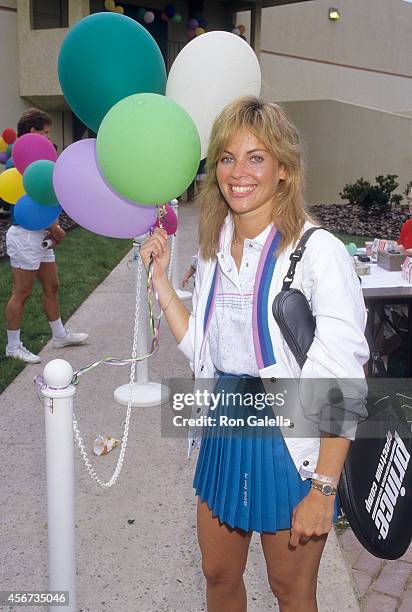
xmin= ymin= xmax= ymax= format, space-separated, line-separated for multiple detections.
xmin=282 ymin=227 xmax=322 ymax=291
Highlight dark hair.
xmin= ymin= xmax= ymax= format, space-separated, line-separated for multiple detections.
xmin=17 ymin=108 xmax=52 ymax=137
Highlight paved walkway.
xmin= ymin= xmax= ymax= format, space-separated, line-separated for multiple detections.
xmin=1 ymin=204 xmax=408 ymax=611
xmin=339 ymin=528 xmax=412 ymax=611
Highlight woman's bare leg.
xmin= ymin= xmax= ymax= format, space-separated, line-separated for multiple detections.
xmin=197 ymin=498 xmax=253 ymax=612
xmin=261 ymin=530 xmax=327 ymax=612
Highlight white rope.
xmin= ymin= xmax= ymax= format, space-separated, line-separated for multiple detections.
xmin=71 ymin=227 xmax=176 ymax=489
xmin=72 ymin=241 xmax=143 ymax=488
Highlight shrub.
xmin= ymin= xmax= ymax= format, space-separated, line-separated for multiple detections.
xmin=340 ymin=174 xmax=403 ymax=213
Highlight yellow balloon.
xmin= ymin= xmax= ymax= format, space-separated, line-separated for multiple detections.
xmin=104 ymin=0 xmax=115 ymax=10
xmin=0 ymin=137 xmax=7 ymax=153
xmin=114 ymin=5 xmax=124 ymax=14
xmin=195 ymin=27 xmax=205 ymax=36
xmin=0 ymin=168 xmax=25 ymax=204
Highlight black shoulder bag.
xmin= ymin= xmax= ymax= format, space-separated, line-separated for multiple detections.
xmin=272 ymin=227 xmax=412 ymax=559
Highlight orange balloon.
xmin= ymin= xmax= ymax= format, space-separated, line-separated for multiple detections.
xmin=114 ymin=6 xmax=124 ymax=14
xmin=104 ymin=0 xmax=115 ymax=10
xmin=0 ymin=136 xmax=7 ymax=153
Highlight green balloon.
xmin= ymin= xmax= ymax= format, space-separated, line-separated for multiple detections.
xmin=58 ymin=13 xmax=166 ymax=133
xmin=171 ymin=14 xmax=182 ymax=23
xmin=137 ymin=7 xmax=146 ymax=20
xmin=23 ymin=160 xmax=58 ymax=205
xmin=346 ymin=242 xmax=358 ymax=256
xmin=6 ymin=143 xmax=13 ymax=158
xmin=96 ymin=93 xmax=201 ymax=205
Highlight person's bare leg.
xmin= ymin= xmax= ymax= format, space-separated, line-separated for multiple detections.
xmin=37 ymin=261 xmax=60 ymax=322
xmin=261 ymin=529 xmax=327 ymax=612
xmin=5 ymin=267 xmax=38 ymax=330
xmin=197 ymin=499 xmax=252 ymax=612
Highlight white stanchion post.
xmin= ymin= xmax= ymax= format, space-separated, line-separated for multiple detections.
xmin=41 ymin=359 xmax=76 ymax=612
xmin=113 ymin=237 xmax=170 ymax=407
xmin=170 ymin=199 xmax=192 ymax=301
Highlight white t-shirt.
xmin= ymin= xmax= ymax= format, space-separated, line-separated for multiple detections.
xmin=208 ymin=225 xmax=272 ymax=377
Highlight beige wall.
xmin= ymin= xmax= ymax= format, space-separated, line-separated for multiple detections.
xmin=261 ymin=0 xmax=411 ymax=77
xmin=238 ymin=0 xmax=412 ymax=112
xmin=281 ymin=99 xmax=412 ymax=205
xmin=0 ymin=2 xmax=29 ymax=135
xmin=260 ymin=53 xmax=412 ymax=113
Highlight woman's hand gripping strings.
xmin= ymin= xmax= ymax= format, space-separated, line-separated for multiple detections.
xmin=140 ymin=227 xmax=190 ymax=345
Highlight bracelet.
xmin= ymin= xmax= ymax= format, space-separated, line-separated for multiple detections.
xmin=162 ymin=292 xmax=176 ymax=313
xmin=311 ymin=472 xmax=338 ymax=486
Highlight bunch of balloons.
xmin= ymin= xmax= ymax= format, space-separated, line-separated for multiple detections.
xmin=160 ymin=4 xmax=182 ymax=24
xmin=104 ymin=0 xmax=124 ymax=15
xmin=0 ymin=128 xmax=17 ymax=169
xmin=0 ymin=132 xmax=62 ymax=230
xmin=187 ymin=16 xmax=208 ymax=40
xmin=55 ymin=12 xmax=198 ymax=238
xmin=52 ymin=12 xmax=261 ymax=239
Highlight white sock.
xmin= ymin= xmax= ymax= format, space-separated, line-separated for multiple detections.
xmin=6 ymin=329 xmax=21 ymax=349
xmin=49 ymin=318 xmax=66 ymax=339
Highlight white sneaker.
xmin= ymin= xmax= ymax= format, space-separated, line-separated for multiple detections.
xmin=52 ymin=330 xmax=89 ymax=349
xmin=5 ymin=343 xmax=41 ymax=364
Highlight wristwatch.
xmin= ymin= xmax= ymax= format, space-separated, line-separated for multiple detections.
xmin=311 ymin=481 xmax=337 ymax=496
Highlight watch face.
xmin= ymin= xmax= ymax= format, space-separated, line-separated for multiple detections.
xmin=323 ymin=484 xmax=333 ymax=495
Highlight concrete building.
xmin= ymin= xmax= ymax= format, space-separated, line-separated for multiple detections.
xmin=236 ymin=0 xmax=412 ymax=203
xmin=1 ymin=0 xmax=411 ymax=203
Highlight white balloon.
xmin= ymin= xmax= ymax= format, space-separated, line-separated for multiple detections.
xmin=166 ymin=31 xmax=261 ymax=159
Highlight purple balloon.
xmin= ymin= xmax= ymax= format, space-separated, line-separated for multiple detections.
xmin=53 ymin=139 xmax=157 ymax=238
xmin=0 ymin=152 xmax=7 ymax=164
xmin=188 ymin=18 xmax=199 ymax=29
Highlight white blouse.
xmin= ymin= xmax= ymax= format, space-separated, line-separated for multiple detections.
xmin=208 ymin=225 xmax=272 ymax=377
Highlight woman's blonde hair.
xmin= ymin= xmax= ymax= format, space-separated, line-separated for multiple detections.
xmin=197 ymin=96 xmax=315 ymax=260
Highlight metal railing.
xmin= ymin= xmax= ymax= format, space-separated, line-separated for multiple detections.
xmin=167 ymin=39 xmax=186 ymax=72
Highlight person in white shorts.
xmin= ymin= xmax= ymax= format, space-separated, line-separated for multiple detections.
xmin=5 ymin=108 xmax=88 ymax=364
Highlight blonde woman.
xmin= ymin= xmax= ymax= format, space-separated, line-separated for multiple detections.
xmin=141 ymin=97 xmax=368 ymax=612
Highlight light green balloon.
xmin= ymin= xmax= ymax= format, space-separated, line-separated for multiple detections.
xmin=346 ymin=242 xmax=358 ymax=256
xmin=96 ymin=93 xmax=201 ymax=205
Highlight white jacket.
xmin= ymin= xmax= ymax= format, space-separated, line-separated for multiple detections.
xmin=178 ymin=215 xmax=370 ymax=479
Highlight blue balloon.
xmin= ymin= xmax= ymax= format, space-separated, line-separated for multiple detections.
xmin=5 ymin=158 xmax=14 ymax=169
xmin=14 ymin=195 xmax=61 ymax=230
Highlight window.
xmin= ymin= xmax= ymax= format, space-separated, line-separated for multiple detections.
xmin=31 ymin=0 xmax=68 ymax=30
xmin=89 ymin=0 xmax=104 ymax=14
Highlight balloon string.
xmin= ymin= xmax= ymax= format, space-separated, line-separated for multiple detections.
xmin=71 ymin=257 xmax=161 ymax=385
xmin=71 ymin=205 xmax=169 ymax=385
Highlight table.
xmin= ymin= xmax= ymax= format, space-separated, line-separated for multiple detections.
xmin=360 ymin=261 xmax=412 ymax=376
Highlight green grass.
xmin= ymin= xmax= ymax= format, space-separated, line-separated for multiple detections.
xmin=334 ymin=233 xmax=374 ymax=247
xmin=0 ymin=227 xmax=131 ymax=393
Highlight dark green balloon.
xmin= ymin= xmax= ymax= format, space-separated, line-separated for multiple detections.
xmin=58 ymin=13 xmax=166 ymax=133
xmin=23 ymin=160 xmax=58 ymax=205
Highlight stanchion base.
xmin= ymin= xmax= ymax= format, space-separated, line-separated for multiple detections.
xmin=113 ymin=382 xmax=170 ymax=407
xmin=175 ymin=288 xmax=192 ymax=301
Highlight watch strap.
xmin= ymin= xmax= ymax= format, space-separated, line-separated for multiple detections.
xmin=311 ymin=482 xmax=337 ymax=496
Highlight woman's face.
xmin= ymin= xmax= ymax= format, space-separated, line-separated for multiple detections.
xmin=216 ymin=129 xmax=286 ymax=217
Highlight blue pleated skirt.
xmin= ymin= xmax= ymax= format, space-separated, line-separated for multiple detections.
xmin=193 ymin=373 xmax=339 ymax=533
